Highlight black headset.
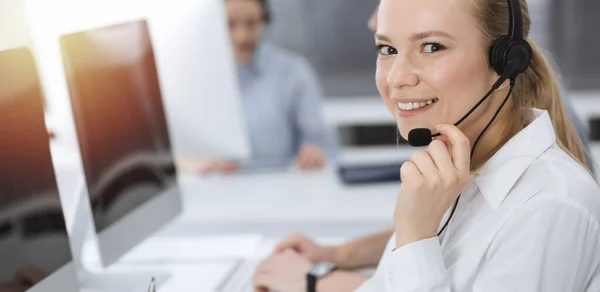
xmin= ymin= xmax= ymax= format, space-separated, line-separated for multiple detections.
xmin=488 ymin=0 xmax=533 ymax=89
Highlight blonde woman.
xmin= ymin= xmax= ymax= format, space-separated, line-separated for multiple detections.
xmin=253 ymin=0 xmax=600 ymax=291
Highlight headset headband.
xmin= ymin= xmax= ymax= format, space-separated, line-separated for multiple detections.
xmin=508 ymin=0 xmax=524 ymax=40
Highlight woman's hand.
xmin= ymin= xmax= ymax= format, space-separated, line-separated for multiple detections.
xmin=394 ymin=124 xmax=471 ymax=249
xmin=274 ymin=233 xmax=337 ymax=264
xmin=253 ymin=249 xmax=312 ymax=292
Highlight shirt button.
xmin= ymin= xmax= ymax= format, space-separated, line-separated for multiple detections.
xmin=387 ymin=271 xmax=394 ymax=281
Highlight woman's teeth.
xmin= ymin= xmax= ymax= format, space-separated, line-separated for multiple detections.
xmin=397 ymin=98 xmax=438 ymax=111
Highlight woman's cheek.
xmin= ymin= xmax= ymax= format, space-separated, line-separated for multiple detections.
xmin=376 ymin=60 xmax=394 ymax=112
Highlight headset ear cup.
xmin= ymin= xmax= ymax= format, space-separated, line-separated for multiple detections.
xmin=505 ymin=39 xmax=533 ymax=76
xmin=489 ymin=35 xmax=509 ymax=76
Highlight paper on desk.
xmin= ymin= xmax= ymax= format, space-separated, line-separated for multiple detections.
xmin=107 ymin=262 xmax=235 ymax=292
xmin=117 ymin=234 xmax=265 ymax=264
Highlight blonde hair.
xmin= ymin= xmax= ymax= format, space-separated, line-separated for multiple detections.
xmin=470 ymin=0 xmax=588 ymax=171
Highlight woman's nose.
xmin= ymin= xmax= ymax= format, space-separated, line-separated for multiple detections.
xmin=387 ymin=56 xmax=420 ymax=89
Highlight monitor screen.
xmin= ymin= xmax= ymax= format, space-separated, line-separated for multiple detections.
xmin=59 ymin=20 xmax=177 ymax=233
xmin=0 ymin=47 xmax=72 ymax=291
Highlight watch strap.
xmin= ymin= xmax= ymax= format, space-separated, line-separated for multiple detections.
xmin=307 ymin=273 xmax=317 ymax=292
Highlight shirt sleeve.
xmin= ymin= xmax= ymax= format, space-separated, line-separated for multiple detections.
xmin=386 ymin=237 xmax=448 ymax=291
xmin=384 ymin=196 xmax=600 ymax=292
xmin=289 ymin=60 xmax=338 ymax=158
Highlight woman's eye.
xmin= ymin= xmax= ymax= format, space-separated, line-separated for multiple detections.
xmin=423 ymin=43 xmax=446 ymax=53
xmin=377 ymin=45 xmax=397 ymax=55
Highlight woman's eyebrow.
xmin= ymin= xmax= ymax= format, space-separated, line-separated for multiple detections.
xmin=409 ymin=30 xmax=455 ymax=42
xmin=375 ymin=33 xmax=391 ymax=43
xmin=375 ymin=31 xmax=455 ymax=43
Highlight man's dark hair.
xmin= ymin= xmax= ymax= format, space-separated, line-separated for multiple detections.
xmin=258 ymin=0 xmax=271 ymax=23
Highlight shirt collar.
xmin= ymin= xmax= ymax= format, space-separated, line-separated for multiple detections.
xmin=474 ymin=108 xmax=556 ymax=210
xmin=239 ymin=43 xmax=269 ymax=76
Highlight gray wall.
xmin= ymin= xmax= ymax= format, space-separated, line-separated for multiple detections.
xmin=265 ymin=0 xmax=600 ymax=98
xmin=266 ymin=0 xmax=379 ymax=97
xmin=550 ymin=0 xmax=600 ymax=90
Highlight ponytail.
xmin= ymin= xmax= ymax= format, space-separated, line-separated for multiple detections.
xmin=513 ymin=40 xmax=589 ymax=171
xmin=474 ymin=0 xmax=590 ymax=172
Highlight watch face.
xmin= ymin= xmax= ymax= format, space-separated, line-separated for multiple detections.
xmin=309 ymin=263 xmax=337 ymax=277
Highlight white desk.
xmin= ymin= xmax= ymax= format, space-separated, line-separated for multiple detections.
xmin=142 ymin=166 xmax=398 ymax=242
xmin=178 ymin=168 xmax=397 ymax=222
xmin=116 ymin=236 xmax=347 ymax=292
xmin=106 ymin=166 xmax=396 ymax=291
xmin=106 ymin=167 xmax=397 ymax=290
xmin=50 ymin=148 xmax=399 ymax=290
xmin=106 ymin=261 xmax=236 ymax=292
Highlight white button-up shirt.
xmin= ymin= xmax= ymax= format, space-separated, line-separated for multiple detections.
xmin=356 ymin=109 xmax=600 ymax=292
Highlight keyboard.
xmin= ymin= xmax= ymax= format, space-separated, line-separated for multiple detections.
xmin=218 ymin=237 xmax=347 ymax=292
xmin=218 ymin=239 xmax=276 ymax=292
xmin=218 ymin=259 xmax=260 ymax=292
xmin=337 ymin=163 xmax=405 ymax=184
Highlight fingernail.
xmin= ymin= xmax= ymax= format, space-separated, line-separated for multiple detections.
xmin=435 ymin=124 xmax=443 ymax=129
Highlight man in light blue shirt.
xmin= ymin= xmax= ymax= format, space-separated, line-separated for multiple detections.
xmin=199 ymin=0 xmax=336 ymax=173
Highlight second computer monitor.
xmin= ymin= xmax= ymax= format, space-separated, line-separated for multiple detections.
xmin=0 ymin=47 xmax=80 ymax=292
xmin=59 ymin=19 xmax=182 ymax=267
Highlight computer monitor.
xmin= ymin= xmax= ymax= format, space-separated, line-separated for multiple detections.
xmin=150 ymin=0 xmax=251 ymax=160
xmin=59 ymin=19 xmax=183 ymax=267
xmin=26 ymin=0 xmax=250 ymax=161
xmin=0 ymin=47 xmax=80 ymax=292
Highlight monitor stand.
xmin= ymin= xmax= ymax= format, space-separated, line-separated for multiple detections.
xmin=68 ymin=183 xmax=171 ymax=292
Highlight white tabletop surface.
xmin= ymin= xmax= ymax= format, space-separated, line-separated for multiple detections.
xmin=176 ymin=167 xmax=398 ymax=224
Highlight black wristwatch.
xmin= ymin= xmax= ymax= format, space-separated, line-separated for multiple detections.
xmin=306 ymin=263 xmax=337 ymax=292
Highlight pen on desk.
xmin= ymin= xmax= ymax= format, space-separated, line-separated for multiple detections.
xmin=148 ymin=277 xmax=156 ymax=292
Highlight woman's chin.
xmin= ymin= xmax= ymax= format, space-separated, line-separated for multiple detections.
xmin=396 ymin=126 xmax=411 ymax=142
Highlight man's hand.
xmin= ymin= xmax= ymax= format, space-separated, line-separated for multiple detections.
xmin=13 ymin=266 xmax=46 ymax=288
xmin=176 ymin=157 xmax=239 ymax=174
xmin=0 ymin=266 xmax=48 ymax=292
xmin=275 ymin=233 xmax=337 ymax=264
xmin=0 ymin=283 xmax=21 ymax=292
xmin=296 ymin=144 xmax=326 ymax=170
xmin=253 ymin=249 xmax=312 ymax=292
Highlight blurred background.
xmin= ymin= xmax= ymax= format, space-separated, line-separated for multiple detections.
xmin=0 ymin=0 xmax=599 ymax=290
xmin=2 ymin=0 xmax=599 ymax=149
xmin=265 ymin=0 xmax=600 ymax=97
xmin=2 ymin=0 xmax=600 ymax=91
